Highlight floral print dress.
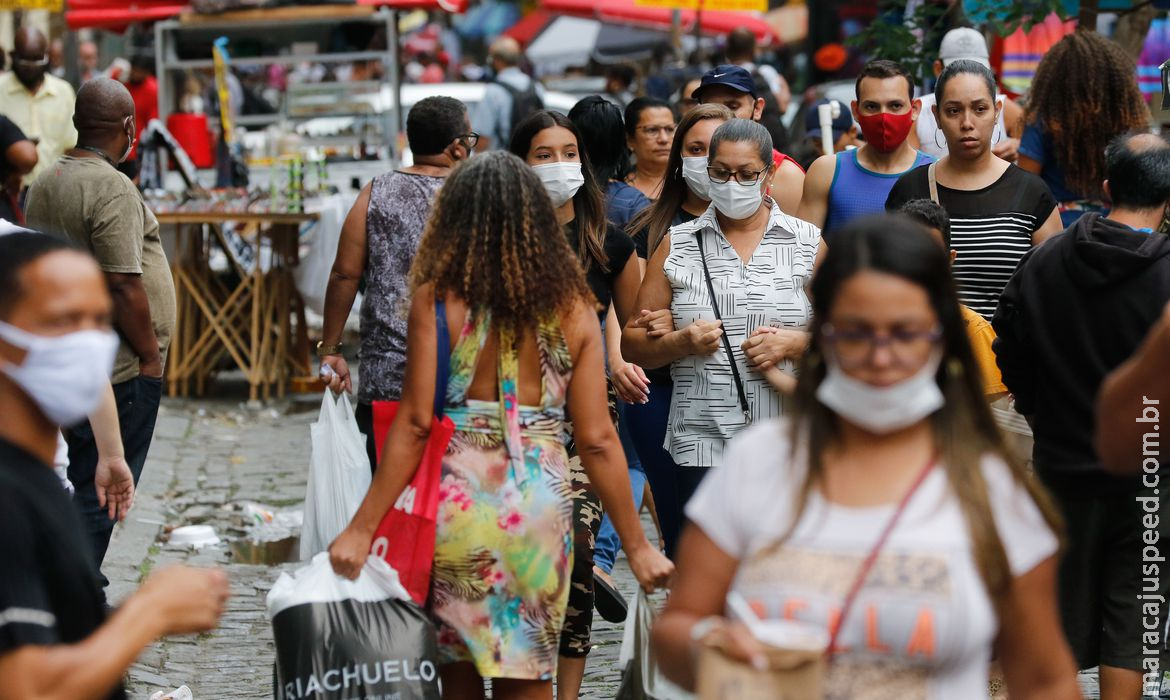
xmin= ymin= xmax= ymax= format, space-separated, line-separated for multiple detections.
xmin=431 ymin=309 xmax=575 ymax=680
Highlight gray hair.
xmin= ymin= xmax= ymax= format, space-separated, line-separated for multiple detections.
xmin=708 ymin=118 xmax=773 ymax=169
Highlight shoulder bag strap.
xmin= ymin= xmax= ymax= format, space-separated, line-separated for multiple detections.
xmin=696 ymin=231 xmax=752 ymax=423
xmin=826 ymin=454 xmax=937 ymax=659
xmin=927 ymin=161 xmax=940 ymax=205
xmin=433 ymin=299 xmax=451 ymax=419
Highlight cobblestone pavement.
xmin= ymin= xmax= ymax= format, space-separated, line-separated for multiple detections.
xmin=109 ymin=394 xmax=637 ymax=699
xmin=108 ymin=394 xmax=1111 ymax=699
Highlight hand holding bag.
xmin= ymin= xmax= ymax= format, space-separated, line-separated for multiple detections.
xmin=369 ymin=299 xmax=455 ymax=605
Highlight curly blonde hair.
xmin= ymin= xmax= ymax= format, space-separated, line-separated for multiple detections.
xmin=410 ymin=151 xmax=593 ymax=328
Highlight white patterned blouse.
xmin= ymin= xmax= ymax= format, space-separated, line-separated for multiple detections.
xmin=663 ymin=201 xmax=821 ymax=468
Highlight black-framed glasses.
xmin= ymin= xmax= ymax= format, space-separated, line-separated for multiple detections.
xmin=821 ymin=323 xmax=943 ymax=369
xmin=707 ymin=166 xmax=769 ymax=186
xmin=458 ymin=132 xmax=480 ymax=149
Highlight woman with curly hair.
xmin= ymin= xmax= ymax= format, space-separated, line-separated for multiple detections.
xmin=1019 ymin=30 xmax=1150 ymax=227
xmin=328 ymin=152 xmax=672 ymax=700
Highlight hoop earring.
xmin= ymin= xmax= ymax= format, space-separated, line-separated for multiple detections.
xmin=992 ymin=130 xmax=1002 ymax=146
xmin=934 ymin=129 xmax=945 ymax=150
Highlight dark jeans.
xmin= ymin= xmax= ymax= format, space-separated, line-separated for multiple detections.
xmin=67 ymin=374 xmax=163 ymax=583
xmin=354 ymin=400 xmax=378 ymax=473
xmin=623 ymin=381 xmax=710 ymax=559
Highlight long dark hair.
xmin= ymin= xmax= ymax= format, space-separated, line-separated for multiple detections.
xmin=410 ymin=152 xmax=591 ymax=330
xmin=510 ymin=109 xmax=609 ymax=271
xmin=568 ymin=95 xmax=630 ymax=184
xmin=785 ymin=214 xmax=1062 ymax=608
xmin=1024 ymin=31 xmax=1149 ymax=200
xmin=627 ymin=103 xmax=732 ymax=254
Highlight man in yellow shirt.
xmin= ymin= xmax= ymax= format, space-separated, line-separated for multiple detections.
xmin=1 ymin=27 xmax=77 ymax=187
xmin=899 ymin=199 xmax=1009 ymax=399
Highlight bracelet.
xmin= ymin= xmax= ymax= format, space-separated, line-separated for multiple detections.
xmin=316 ymin=341 xmax=343 ymax=357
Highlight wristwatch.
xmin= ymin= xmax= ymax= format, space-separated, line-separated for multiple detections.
xmin=315 ymin=341 xmax=343 ymax=357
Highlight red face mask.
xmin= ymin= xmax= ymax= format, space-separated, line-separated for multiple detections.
xmin=856 ymin=111 xmax=915 ymax=153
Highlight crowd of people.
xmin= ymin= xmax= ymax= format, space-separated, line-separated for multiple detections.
xmin=1 ymin=19 xmax=1169 ymax=700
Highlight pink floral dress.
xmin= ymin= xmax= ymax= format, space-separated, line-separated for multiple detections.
xmin=431 ymin=309 xmax=574 ymax=680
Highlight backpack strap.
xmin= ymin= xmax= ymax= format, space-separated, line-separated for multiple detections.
xmin=927 ymin=161 xmax=940 ymax=205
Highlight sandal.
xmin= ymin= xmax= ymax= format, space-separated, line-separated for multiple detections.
xmin=593 ymin=567 xmax=628 ymax=623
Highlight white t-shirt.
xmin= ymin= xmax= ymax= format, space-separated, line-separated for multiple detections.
xmin=685 ymin=420 xmax=1057 ymax=700
xmin=916 ymin=93 xmax=1007 ymax=159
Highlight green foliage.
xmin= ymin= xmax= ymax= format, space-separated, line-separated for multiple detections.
xmin=846 ymin=0 xmax=1071 ymax=84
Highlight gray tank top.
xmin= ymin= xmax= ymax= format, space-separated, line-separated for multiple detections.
xmin=358 ymin=170 xmax=444 ymax=403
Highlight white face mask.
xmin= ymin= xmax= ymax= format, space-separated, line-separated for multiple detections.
xmin=681 ymin=156 xmax=711 ymax=201
xmin=708 ymin=179 xmax=765 ymax=220
xmin=0 ymin=321 xmax=118 ymax=427
xmin=815 ymin=351 xmax=945 ymax=435
xmin=533 ymin=162 xmax=584 ymax=208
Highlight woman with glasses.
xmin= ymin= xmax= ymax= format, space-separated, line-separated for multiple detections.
xmin=653 ymin=215 xmax=1080 ymax=699
xmin=318 ymin=97 xmax=476 ymax=467
xmin=620 ymin=103 xmax=731 ymax=559
xmin=508 ymin=110 xmax=647 ymax=700
xmin=624 ymin=96 xmax=676 ymax=199
xmin=885 ymin=60 xmax=1062 ymax=321
xmin=623 ymin=118 xmax=823 ymax=520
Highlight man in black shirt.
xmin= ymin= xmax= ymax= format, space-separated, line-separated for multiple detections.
xmin=0 ymin=115 xmax=37 ymax=224
xmin=0 ymin=232 xmax=228 ymax=699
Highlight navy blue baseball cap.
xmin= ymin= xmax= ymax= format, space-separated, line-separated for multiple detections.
xmin=805 ymin=99 xmax=854 ymax=141
xmin=692 ymin=64 xmax=757 ymax=101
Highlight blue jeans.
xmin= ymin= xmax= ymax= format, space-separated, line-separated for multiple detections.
xmin=621 ymin=381 xmax=694 ymax=559
xmin=594 ymin=401 xmax=646 ymax=573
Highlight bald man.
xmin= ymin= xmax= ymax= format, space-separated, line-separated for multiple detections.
xmin=1 ymin=27 xmax=77 ymax=185
xmin=25 ymin=78 xmax=175 ymax=585
xmin=79 ymin=40 xmax=100 ymax=84
xmin=471 ymin=36 xmax=544 ymax=151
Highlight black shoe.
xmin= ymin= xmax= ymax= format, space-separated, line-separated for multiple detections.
xmin=593 ymin=569 xmax=628 ymax=623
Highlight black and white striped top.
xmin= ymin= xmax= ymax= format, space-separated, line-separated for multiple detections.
xmin=663 ymin=202 xmax=821 ymax=468
xmin=886 ymin=164 xmax=1057 ymax=319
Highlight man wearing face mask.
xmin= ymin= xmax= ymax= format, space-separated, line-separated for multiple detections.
xmin=797 ymin=60 xmax=934 ymax=239
xmin=24 ymin=78 xmax=175 ymax=584
xmin=692 ymin=65 xmax=806 ymax=216
xmin=994 ymin=132 xmax=1170 ymax=700
xmin=320 ymin=96 xmax=475 ymax=469
xmin=0 ymin=231 xmax=228 ymax=700
xmin=0 ymin=27 xmax=78 ymax=187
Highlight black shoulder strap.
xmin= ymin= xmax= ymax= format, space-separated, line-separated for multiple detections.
xmin=696 ymin=231 xmax=752 ymax=423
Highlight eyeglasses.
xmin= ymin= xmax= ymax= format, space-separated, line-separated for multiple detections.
xmin=458 ymin=132 xmax=480 ymax=149
xmin=821 ymin=323 xmax=943 ymax=369
xmin=638 ymin=125 xmax=677 ymax=138
xmin=707 ymin=166 xmax=769 ymax=186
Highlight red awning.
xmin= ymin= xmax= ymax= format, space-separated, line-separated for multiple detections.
xmin=541 ymin=0 xmax=777 ymax=45
xmin=66 ymin=0 xmax=188 ymax=29
xmin=503 ymin=9 xmax=556 ymax=46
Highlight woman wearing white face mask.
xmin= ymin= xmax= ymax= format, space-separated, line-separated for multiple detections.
xmin=653 ymin=216 xmax=1080 ymax=699
xmin=509 ymin=111 xmax=646 ymax=700
xmin=623 ymin=118 xmax=824 ymax=517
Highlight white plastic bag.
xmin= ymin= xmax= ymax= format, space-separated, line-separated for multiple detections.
xmin=268 ymin=554 xmax=440 ymax=700
xmin=618 ymin=590 xmax=694 ymax=700
xmin=300 ymin=392 xmax=371 ymax=561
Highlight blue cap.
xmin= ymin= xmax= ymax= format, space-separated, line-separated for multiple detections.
xmin=693 ymin=64 xmax=757 ymax=101
xmin=805 ymin=99 xmax=854 ymax=142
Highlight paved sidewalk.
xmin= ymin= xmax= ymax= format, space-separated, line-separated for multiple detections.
xmin=110 ymin=395 xmax=637 ymax=699
xmin=108 ymin=394 xmax=1110 ymax=699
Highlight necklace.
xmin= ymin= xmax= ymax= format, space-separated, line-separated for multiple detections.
xmin=76 ymin=145 xmax=116 ymax=167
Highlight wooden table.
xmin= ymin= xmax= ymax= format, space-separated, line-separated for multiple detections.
xmin=158 ymin=211 xmax=319 ymax=401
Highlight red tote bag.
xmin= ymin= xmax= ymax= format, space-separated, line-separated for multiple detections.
xmin=368 ymin=300 xmax=454 ymax=605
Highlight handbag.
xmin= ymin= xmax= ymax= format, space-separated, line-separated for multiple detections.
xmin=369 ymin=299 xmax=456 ymax=606
xmin=618 ymin=590 xmax=695 ymax=700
